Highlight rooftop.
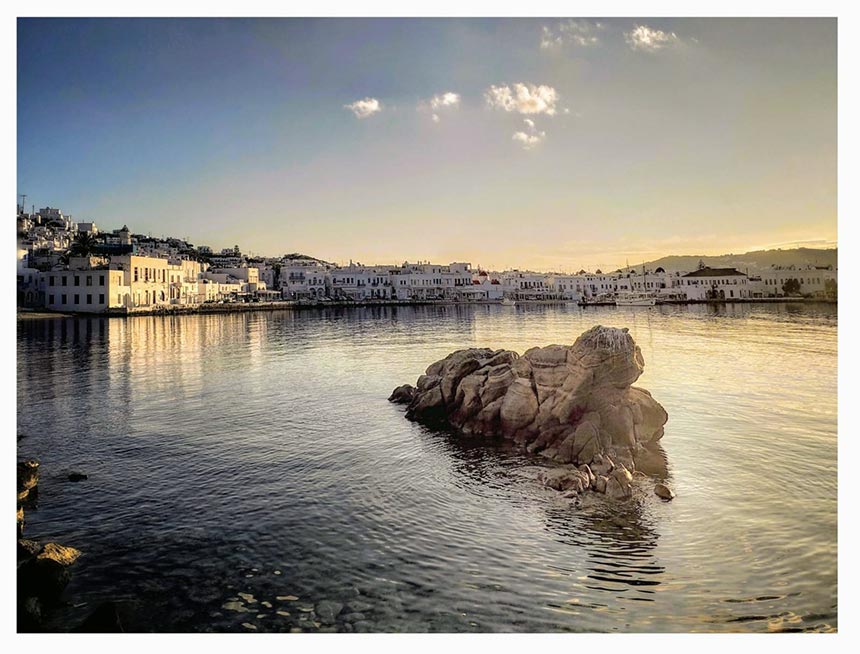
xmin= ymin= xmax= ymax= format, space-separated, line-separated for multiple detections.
xmin=682 ymin=267 xmax=746 ymax=278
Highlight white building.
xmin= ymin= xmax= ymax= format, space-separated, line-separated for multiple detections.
xmin=280 ymin=258 xmax=330 ymax=300
xmin=42 ymin=254 xmax=205 ymax=312
xmin=501 ymin=270 xmax=557 ymax=301
xmin=754 ymin=266 xmax=836 ymax=297
xmin=679 ymin=267 xmax=751 ymax=300
xmin=329 ymin=264 xmax=395 ymax=301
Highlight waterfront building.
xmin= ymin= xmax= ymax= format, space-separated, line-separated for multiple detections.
xmin=329 ymin=263 xmax=395 ymax=301
xmin=755 ymin=265 xmax=836 ymax=297
xmin=390 ymin=261 xmax=446 ymax=300
xmin=679 ymin=267 xmax=751 ymax=300
xmin=547 ymin=274 xmax=584 ymax=301
xmin=279 ymin=258 xmax=330 ymax=300
xmin=201 ymin=266 xmax=278 ymax=301
xmin=41 ymin=264 xmax=128 ymax=313
xmin=465 ymin=272 xmax=504 ymax=301
xmin=40 ymin=254 xmax=205 ymax=312
xmin=500 ymin=270 xmax=555 ymax=301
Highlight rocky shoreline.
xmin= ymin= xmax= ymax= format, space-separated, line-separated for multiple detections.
xmin=390 ymin=325 xmax=675 ymax=501
xmin=17 ymin=459 xmax=121 ymax=632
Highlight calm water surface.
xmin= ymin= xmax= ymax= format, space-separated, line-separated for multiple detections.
xmin=17 ymin=303 xmax=837 ymax=632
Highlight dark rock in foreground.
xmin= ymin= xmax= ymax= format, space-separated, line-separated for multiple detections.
xmin=391 ymin=325 xmax=671 ymax=498
xmin=18 ymin=541 xmax=82 ymax=604
xmin=75 ymin=602 xmax=124 ymax=633
xmin=17 ymin=460 xmax=40 ymax=503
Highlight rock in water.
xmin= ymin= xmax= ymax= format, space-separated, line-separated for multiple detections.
xmin=654 ymin=483 xmax=675 ymax=500
xmin=37 ymin=543 xmax=82 ymax=566
xmin=392 ymin=326 xmax=670 ymax=497
xmin=388 ymin=384 xmax=415 ymax=404
xmin=18 ymin=542 xmax=82 ymax=603
xmin=17 ymin=460 xmax=40 ymax=502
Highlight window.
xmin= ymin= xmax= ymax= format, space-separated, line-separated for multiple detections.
xmin=86 ymin=294 xmax=92 ymax=304
xmin=49 ymin=276 xmax=55 ymax=286
xmin=99 ymin=294 xmax=105 ymax=304
xmin=100 ymin=275 xmax=105 ymax=285
xmin=86 ymin=275 xmax=92 ymax=286
xmin=74 ymin=294 xmax=80 ymax=304
xmin=49 ymin=295 xmax=54 ymax=304
xmin=62 ymin=276 xmax=67 ymax=286
xmin=134 ymin=267 xmax=138 ymax=282
xmin=61 ymin=294 xmax=67 ymax=304
xmin=74 ymin=275 xmax=80 ymax=286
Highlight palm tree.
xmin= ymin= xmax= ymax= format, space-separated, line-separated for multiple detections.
xmin=70 ymin=232 xmax=98 ymax=257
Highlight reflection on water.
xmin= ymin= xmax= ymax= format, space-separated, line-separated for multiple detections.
xmin=17 ymin=303 xmax=837 ymax=632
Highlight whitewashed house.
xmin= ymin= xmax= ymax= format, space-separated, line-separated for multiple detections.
xmin=679 ymin=267 xmax=751 ymax=300
xmin=280 ymin=259 xmax=329 ymax=300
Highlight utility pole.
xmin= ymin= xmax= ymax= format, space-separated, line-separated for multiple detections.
xmin=19 ymin=194 xmax=26 ymax=214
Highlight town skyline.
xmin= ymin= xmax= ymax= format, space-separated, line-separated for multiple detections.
xmin=18 ymin=18 xmax=836 ymax=272
xmin=15 ymin=199 xmax=838 ymax=274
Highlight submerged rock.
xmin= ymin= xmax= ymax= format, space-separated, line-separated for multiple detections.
xmin=391 ymin=325 xmax=670 ymax=497
xmin=68 ymin=471 xmax=89 ymax=482
xmin=314 ymin=600 xmax=343 ymax=625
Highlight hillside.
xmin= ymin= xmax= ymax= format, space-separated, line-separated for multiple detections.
xmin=620 ymin=248 xmax=837 ymax=274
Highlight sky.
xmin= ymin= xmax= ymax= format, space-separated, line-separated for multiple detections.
xmin=17 ymin=17 xmax=836 ymax=271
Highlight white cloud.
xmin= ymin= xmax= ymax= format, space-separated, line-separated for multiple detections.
xmin=512 ymin=131 xmax=546 ymax=150
xmin=624 ymin=24 xmax=681 ymax=52
xmin=344 ymin=97 xmax=382 ymax=119
xmin=540 ymin=20 xmax=603 ymax=49
xmin=512 ymin=118 xmax=546 ymax=150
xmin=485 ymin=83 xmax=559 ymax=116
xmin=418 ymin=91 xmax=460 ymax=122
xmin=429 ymin=92 xmax=460 ymax=110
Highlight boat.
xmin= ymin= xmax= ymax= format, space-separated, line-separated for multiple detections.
xmin=615 ymin=261 xmax=658 ymax=306
xmin=501 ymin=297 xmax=517 ymax=306
xmin=615 ymin=293 xmax=657 ymax=306
xmin=578 ymin=293 xmax=615 ymax=306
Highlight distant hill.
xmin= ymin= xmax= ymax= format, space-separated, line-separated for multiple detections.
xmin=282 ymin=252 xmax=334 ymax=266
xmin=620 ymin=248 xmax=837 ymax=274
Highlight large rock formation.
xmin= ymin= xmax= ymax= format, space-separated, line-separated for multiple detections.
xmin=390 ymin=325 xmax=670 ymax=497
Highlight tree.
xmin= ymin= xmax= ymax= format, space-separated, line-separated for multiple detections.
xmin=70 ymin=232 xmax=98 ymax=257
xmin=782 ymin=278 xmax=801 ymax=296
